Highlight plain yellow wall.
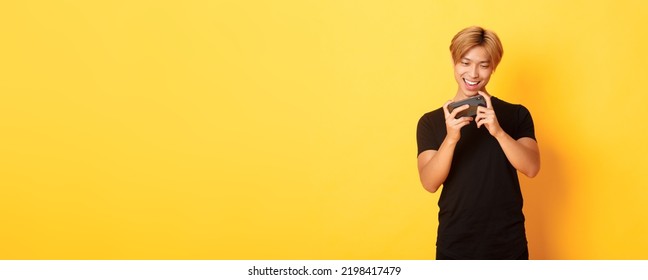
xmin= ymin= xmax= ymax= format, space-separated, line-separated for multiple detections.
xmin=1 ymin=0 xmax=647 ymax=259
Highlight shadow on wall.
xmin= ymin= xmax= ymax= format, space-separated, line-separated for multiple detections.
xmin=520 ymin=144 xmax=567 ymax=259
xmin=507 ymin=52 xmax=570 ymax=260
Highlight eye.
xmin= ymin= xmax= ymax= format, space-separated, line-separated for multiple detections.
xmin=460 ymin=62 xmax=469 ymax=66
xmin=480 ymin=64 xmax=490 ymax=69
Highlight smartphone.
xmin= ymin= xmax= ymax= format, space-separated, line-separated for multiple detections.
xmin=447 ymin=96 xmax=487 ymax=118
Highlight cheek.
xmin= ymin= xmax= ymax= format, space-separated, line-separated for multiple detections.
xmin=481 ymin=70 xmax=493 ymax=80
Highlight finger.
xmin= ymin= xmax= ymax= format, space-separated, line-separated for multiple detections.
xmin=448 ymin=116 xmax=472 ymax=126
xmin=476 ymin=107 xmax=496 ymax=120
xmin=476 ymin=113 xmax=490 ymax=125
xmin=458 ymin=116 xmax=474 ymax=123
xmin=450 ymin=104 xmax=470 ymax=119
xmin=477 ymin=116 xmax=494 ymax=127
xmin=449 ymin=117 xmax=473 ymax=129
xmin=476 ymin=118 xmax=487 ymax=128
xmin=475 ymin=111 xmax=488 ymax=121
xmin=477 ymin=91 xmax=493 ymax=109
xmin=455 ymin=119 xmax=472 ymax=129
xmin=476 ymin=106 xmax=489 ymax=114
xmin=442 ymin=101 xmax=452 ymax=117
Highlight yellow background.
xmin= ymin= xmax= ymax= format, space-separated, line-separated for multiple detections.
xmin=1 ymin=0 xmax=647 ymax=259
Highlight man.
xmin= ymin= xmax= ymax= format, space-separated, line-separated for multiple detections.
xmin=416 ymin=26 xmax=540 ymax=259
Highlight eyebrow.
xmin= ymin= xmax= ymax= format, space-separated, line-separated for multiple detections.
xmin=461 ymin=57 xmax=490 ymax=64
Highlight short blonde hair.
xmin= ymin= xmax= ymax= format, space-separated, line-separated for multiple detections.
xmin=450 ymin=26 xmax=503 ymax=69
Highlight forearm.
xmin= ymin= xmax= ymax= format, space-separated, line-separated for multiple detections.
xmin=419 ymin=137 xmax=458 ymax=193
xmin=494 ymin=132 xmax=540 ymax=177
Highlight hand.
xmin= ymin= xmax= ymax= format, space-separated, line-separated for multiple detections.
xmin=475 ymin=91 xmax=503 ymax=138
xmin=443 ymin=101 xmax=473 ymax=142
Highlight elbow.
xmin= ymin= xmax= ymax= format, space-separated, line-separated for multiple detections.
xmin=420 ymin=180 xmax=441 ymax=193
xmin=525 ymin=170 xmax=539 ymax=178
xmin=523 ymin=165 xmax=540 ymax=178
xmin=525 ymin=153 xmax=541 ymax=178
xmin=424 ymin=185 xmax=440 ymax=193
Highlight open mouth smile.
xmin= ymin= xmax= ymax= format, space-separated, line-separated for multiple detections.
xmin=463 ymin=78 xmax=480 ymax=86
xmin=463 ymin=78 xmax=482 ymax=91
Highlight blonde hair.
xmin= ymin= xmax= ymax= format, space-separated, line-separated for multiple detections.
xmin=450 ymin=26 xmax=503 ymax=69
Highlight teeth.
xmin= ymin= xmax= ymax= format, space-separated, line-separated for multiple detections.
xmin=464 ymin=79 xmax=479 ymax=86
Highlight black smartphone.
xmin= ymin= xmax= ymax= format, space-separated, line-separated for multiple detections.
xmin=447 ymin=96 xmax=487 ymax=118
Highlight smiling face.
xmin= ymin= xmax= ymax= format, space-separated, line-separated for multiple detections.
xmin=453 ymin=46 xmax=494 ymax=99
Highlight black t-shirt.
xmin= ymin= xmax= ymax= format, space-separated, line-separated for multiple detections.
xmin=416 ymin=97 xmax=536 ymax=259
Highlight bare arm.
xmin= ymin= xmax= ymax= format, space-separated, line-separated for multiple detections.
xmin=475 ymin=91 xmax=541 ymax=178
xmin=417 ymin=102 xmax=472 ymax=193
xmin=417 ymin=138 xmax=456 ymax=193
xmin=494 ymin=135 xmax=540 ymax=177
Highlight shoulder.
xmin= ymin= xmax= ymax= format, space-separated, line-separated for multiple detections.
xmin=492 ymin=97 xmax=535 ymax=138
xmin=417 ymin=107 xmax=446 ymax=154
xmin=492 ymin=96 xmax=522 ymax=109
xmin=492 ymin=97 xmax=532 ymax=115
xmin=419 ymin=107 xmax=445 ymax=122
xmin=418 ymin=107 xmax=445 ymax=128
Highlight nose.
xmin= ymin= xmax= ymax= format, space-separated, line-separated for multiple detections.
xmin=469 ymin=65 xmax=479 ymax=78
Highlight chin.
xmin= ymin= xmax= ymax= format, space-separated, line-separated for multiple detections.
xmin=461 ymin=90 xmax=479 ymax=97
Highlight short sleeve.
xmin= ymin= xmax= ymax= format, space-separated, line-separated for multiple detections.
xmin=512 ymin=105 xmax=536 ymax=141
xmin=417 ymin=113 xmax=441 ymax=156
